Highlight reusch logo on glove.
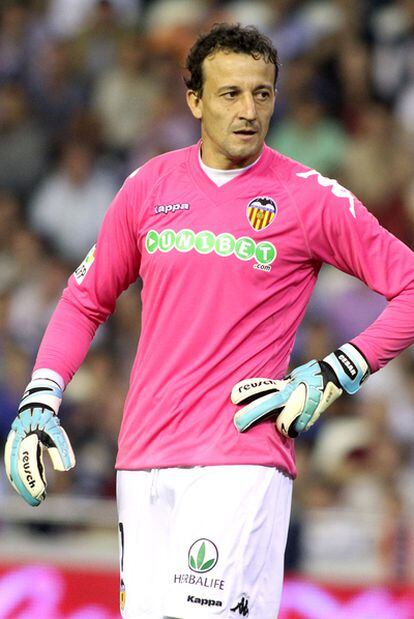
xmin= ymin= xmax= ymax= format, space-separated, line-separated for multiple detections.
xmin=22 ymin=451 xmax=36 ymax=489
xmin=237 ymin=379 xmax=280 ymax=394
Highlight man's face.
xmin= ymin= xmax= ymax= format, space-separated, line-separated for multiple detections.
xmin=187 ymin=50 xmax=276 ymax=169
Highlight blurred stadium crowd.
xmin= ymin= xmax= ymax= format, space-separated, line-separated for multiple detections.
xmin=0 ymin=0 xmax=413 ymax=582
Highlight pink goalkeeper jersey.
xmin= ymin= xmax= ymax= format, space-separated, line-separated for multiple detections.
xmin=34 ymin=144 xmax=414 ymax=476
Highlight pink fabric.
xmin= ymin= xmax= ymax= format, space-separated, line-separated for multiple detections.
xmin=34 ymin=144 xmax=414 ymax=475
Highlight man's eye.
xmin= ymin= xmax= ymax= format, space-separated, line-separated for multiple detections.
xmin=223 ymin=92 xmax=237 ymax=99
xmin=256 ymin=91 xmax=270 ymax=100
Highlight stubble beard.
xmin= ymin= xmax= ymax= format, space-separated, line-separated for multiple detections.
xmin=226 ymin=136 xmax=262 ymax=167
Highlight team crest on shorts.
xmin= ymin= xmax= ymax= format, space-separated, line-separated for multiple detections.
xmin=246 ymin=196 xmax=277 ymax=231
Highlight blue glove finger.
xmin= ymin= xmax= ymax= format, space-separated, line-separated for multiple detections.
xmin=292 ymin=383 xmax=321 ymax=434
xmin=18 ymin=407 xmax=73 ymax=470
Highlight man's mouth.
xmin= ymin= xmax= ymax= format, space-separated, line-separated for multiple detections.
xmin=233 ymin=129 xmax=257 ymax=135
xmin=233 ymin=129 xmax=258 ymax=139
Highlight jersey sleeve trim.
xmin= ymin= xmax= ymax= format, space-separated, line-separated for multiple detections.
xmin=273 ymin=163 xmax=313 ymax=261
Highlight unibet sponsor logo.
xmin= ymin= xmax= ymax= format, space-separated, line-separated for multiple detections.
xmin=187 ymin=595 xmax=223 ymax=607
xmin=145 ymin=229 xmax=276 ymax=267
xmin=195 ymin=230 xmax=215 ymax=254
xmin=159 ymin=229 xmax=176 ymax=252
xmin=216 ymin=233 xmax=235 ymax=256
xmin=188 ymin=539 xmax=218 ymax=573
xmin=235 ymin=237 xmax=256 ymax=261
xmin=176 ymin=229 xmax=195 ymax=252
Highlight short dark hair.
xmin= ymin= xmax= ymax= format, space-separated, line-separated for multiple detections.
xmin=184 ymin=23 xmax=280 ymax=95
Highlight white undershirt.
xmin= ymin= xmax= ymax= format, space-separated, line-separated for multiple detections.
xmin=198 ymin=150 xmax=262 ymax=186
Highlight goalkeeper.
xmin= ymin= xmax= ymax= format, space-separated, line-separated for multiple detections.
xmin=5 ymin=22 xmax=414 ymax=619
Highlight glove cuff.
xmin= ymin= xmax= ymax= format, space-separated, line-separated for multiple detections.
xmin=323 ymin=343 xmax=370 ymax=395
xmin=19 ymin=377 xmax=63 ymax=415
xmin=32 ymin=368 xmax=65 ymax=390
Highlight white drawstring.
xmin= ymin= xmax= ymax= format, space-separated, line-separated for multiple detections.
xmin=150 ymin=468 xmax=159 ymax=501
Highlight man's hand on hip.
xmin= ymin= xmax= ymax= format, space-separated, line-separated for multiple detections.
xmin=232 ymin=343 xmax=370 ymax=438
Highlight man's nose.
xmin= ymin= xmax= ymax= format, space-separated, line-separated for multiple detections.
xmin=238 ymin=93 xmax=257 ymax=120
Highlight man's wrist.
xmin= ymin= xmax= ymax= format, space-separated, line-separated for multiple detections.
xmin=323 ymin=343 xmax=370 ymax=395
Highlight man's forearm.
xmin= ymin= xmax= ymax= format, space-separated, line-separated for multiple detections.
xmin=351 ymin=284 xmax=414 ymax=372
xmin=33 ymin=288 xmax=103 ymax=386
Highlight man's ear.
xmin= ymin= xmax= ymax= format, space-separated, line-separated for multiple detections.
xmin=186 ymin=90 xmax=202 ymax=120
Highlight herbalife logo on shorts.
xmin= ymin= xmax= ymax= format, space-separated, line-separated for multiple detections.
xmin=145 ymin=229 xmax=276 ymax=269
xmin=188 ymin=539 xmax=218 ymax=573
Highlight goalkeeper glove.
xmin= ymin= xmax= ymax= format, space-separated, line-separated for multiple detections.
xmin=232 ymin=343 xmax=370 ymax=438
xmin=4 ymin=377 xmax=75 ymax=506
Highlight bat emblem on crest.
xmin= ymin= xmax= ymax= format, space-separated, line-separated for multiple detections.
xmin=246 ymin=196 xmax=277 ymax=231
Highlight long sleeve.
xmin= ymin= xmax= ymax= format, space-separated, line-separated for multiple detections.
xmin=298 ymin=172 xmax=414 ymax=372
xmin=33 ymin=176 xmax=141 ymax=385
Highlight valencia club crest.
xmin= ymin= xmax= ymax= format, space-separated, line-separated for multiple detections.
xmin=246 ymin=196 xmax=277 ymax=231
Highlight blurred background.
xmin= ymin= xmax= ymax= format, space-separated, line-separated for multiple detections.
xmin=0 ymin=0 xmax=413 ymax=617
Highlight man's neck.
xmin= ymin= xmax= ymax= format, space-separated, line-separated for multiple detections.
xmin=198 ymin=149 xmax=262 ymax=187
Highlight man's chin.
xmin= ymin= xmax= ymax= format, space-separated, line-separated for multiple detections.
xmin=228 ymin=143 xmax=262 ymax=167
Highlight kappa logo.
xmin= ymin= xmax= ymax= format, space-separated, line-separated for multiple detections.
xmin=247 ymin=196 xmax=277 ymax=231
xmin=187 ymin=595 xmax=223 ymax=607
xmin=296 ymin=169 xmax=356 ymax=218
xmin=231 ymin=596 xmax=249 ymax=616
xmin=155 ymin=202 xmax=189 ymax=215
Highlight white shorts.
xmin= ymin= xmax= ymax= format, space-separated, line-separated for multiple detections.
xmin=117 ymin=465 xmax=292 ymax=619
